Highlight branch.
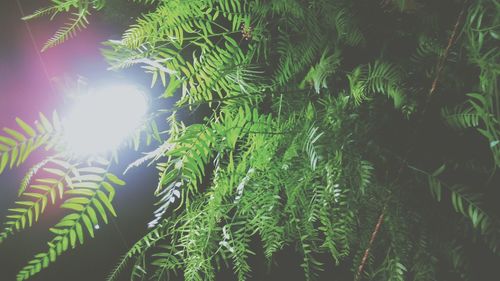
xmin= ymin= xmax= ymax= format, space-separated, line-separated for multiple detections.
xmin=428 ymin=0 xmax=468 ymax=97
xmin=354 ymin=206 xmax=387 ymax=281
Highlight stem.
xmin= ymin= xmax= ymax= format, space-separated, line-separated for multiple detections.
xmin=428 ymin=0 xmax=468 ymax=97
xmin=354 ymin=206 xmax=386 ymax=281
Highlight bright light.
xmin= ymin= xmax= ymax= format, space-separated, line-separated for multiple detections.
xmin=63 ymin=84 xmax=148 ymax=156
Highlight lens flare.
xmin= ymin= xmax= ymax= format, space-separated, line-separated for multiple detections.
xmin=63 ymin=84 xmax=148 ymax=156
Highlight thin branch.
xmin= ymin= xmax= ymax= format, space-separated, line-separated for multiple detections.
xmin=354 ymin=4 xmax=470 ymax=278
xmin=354 ymin=206 xmax=387 ymax=281
xmin=428 ymin=0 xmax=468 ymax=97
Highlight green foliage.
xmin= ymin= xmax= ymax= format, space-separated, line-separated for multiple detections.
xmin=2 ymin=0 xmax=500 ymax=280
xmin=0 ymin=113 xmax=60 ymax=175
xmin=348 ymin=61 xmax=405 ymax=108
xmin=440 ymin=0 xmax=500 ymax=166
xmin=16 ymin=164 xmax=125 ymax=281
xmin=442 ymin=105 xmax=480 ymax=129
xmin=424 ymin=166 xmax=500 ymax=255
xmin=23 ymin=0 xmax=106 ymax=51
xmin=300 ymin=49 xmax=342 ymax=94
xmin=0 ymin=158 xmax=76 ymax=244
xmin=0 ymin=105 xmax=127 ymax=279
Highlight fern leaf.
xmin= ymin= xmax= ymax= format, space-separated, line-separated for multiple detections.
xmin=42 ymin=9 xmax=90 ymax=52
xmin=442 ymin=106 xmax=480 ymax=129
xmin=16 ymin=170 xmax=124 ymax=280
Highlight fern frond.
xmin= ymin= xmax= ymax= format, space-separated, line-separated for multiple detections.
xmin=442 ymin=106 xmax=480 ymax=129
xmin=179 ymin=38 xmax=248 ymax=105
xmin=42 ymin=9 xmax=90 ymax=52
xmin=386 ymin=257 xmax=407 ymax=281
xmin=348 ymin=61 xmax=405 ymax=108
xmin=124 ymin=142 xmax=174 ymax=174
xmin=16 ymin=169 xmax=125 ymax=280
xmin=22 ymin=6 xmax=60 ymax=21
xmin=0 ymin=113 xmax=59 ymax=175
xmin=121 ymin=0 xmax=213 ymax=48
xmin=425 ymin=170 xmax=500 ymax=255
xmin=330 ymin=5 xmax=365 ymax=46
xmin=358 ymin=160 xmax=374 ymax=195
xmin=303 ymin=126 xmax=324 ymax=171
xmin=300 ymin=49 xmax=342 ymax=93
xmin=274 ymin=29 xmax=321 ymax=87
xmin=411 ymin=34 xmax=444 ymax=63
xmin=0 ymin=158 xmax=79 ymax=244
xmin=107 ymin=225 xmax=167 ymax=281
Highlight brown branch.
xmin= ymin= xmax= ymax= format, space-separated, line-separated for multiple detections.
xmin=354 ymin=206 xmax=387 ymax=281
xmin=428 ymin=0 xmax=469 ymax=97
xmin=352 ymin=4 xmax=469 ymax=279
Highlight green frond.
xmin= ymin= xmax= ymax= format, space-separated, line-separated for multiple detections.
xmin=42 ymin=9 xmax=90 ymax=52
xmin=274 ymin=29 xmax=321 ymax=87
xmin=300 ymin=49 xmax=342 ymax=94
xmin=303 ymin=126 xmax=324 ymax=171
xmin=410 ymin=34 xmax=444 ymax=63
xmin=265 ymin=0 xmax=305 ymax=19
xmin=442 ymin=106 xmax=480 ymax=129
xmin=107 ymin=225 xmax=167 ymax=281
xmin=122 ymin=0 xmax=247 ymax=49
xmin=348 ymin=61 xmax=405 ymax=108
xmin=179 ymin=39 xmax=248 ymax=105
xmin=22 ymin=6 xmax=60 ymax=21
xmin=329 ymin=4 xmax=365 ymax=46
xmin=16 ymin=169 xmax=125 ymax=280
xmin=358 ymin=160 xmax=374 ymax=195
xmin=0 ymin=113 xmax=59 ymax=175
xmin=426 ymin=170 xmax=500 ymax=255
xmin=410 ymin=231 xmax=438 ymax=281
xmin=386 ymin=257 xmax=407 ymax=281
xmin=446 ymin=242 xmax=472 ymax=281
xmin=0 ymin=158 xmax=79 ymax=244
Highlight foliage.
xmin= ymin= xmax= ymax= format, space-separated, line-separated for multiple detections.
xmin=1 ymin=0 xmax=499 ymax=280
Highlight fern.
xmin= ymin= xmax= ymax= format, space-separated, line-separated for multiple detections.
xmin=0 ymin=158 xmax=79 ymax=244
xmin=22 ymin=0 xmax=105 ymax=51
xmin=442 ymin=106 xmax=480 ymax=129
xmin=348 ymin=61 xmax=405 ymax=108
xmin=16 ymin=166 xmax=125 ymax=280
xmin=0 ymin=113 xmax=60 ymax=175
xmin=302 ymin=125 xmax=324 ymax=171
xmin=42 ymin=9 xmax=90 ymax=51
xmin=107 ymin=224 xmax=168 ymax=281
xmin=7 ymin=0 xmax=500 ymax=280
xmin=328 ymin=3 xmax=365 ymax=46
xmin=300 ymin=49 xmax=342 ymax=94
xmin=425 ymin=168 xmax=500 ymax=255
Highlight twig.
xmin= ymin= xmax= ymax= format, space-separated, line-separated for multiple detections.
xmin=353 ymin=2 xmax=470 ymax=280
xmin=354 ymin=206 xmax=386 ymax=281
xmin=428 ymin=0 xmax=468 ymax=97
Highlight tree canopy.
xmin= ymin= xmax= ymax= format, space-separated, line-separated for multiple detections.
xmin=0 ymin=0 xmax=499 ymax=280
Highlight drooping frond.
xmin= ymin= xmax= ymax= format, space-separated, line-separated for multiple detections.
xmin=442 ymin=106 xmax=480 ymax=129
xmin=0 ymin=113 xmax=60 ymax=175
xmin=0 ymin=158 xmax=79 ymax=244
xmin=348 ymin=61 xmax=405 ymax=108
xmin=16 ymin=166 xmax=125 ymax=280
xmin=42 ymin=9 xmax=90 ymax=51
xmin=300 ymin=49 xmax=342 ymax=94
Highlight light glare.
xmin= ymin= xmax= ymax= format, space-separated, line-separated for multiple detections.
xmin=63 ymin=84 xmax=148 ymax=156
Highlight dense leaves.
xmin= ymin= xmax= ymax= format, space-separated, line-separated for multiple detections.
xmin=1 ymin=0 xmax=498 ymax=281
